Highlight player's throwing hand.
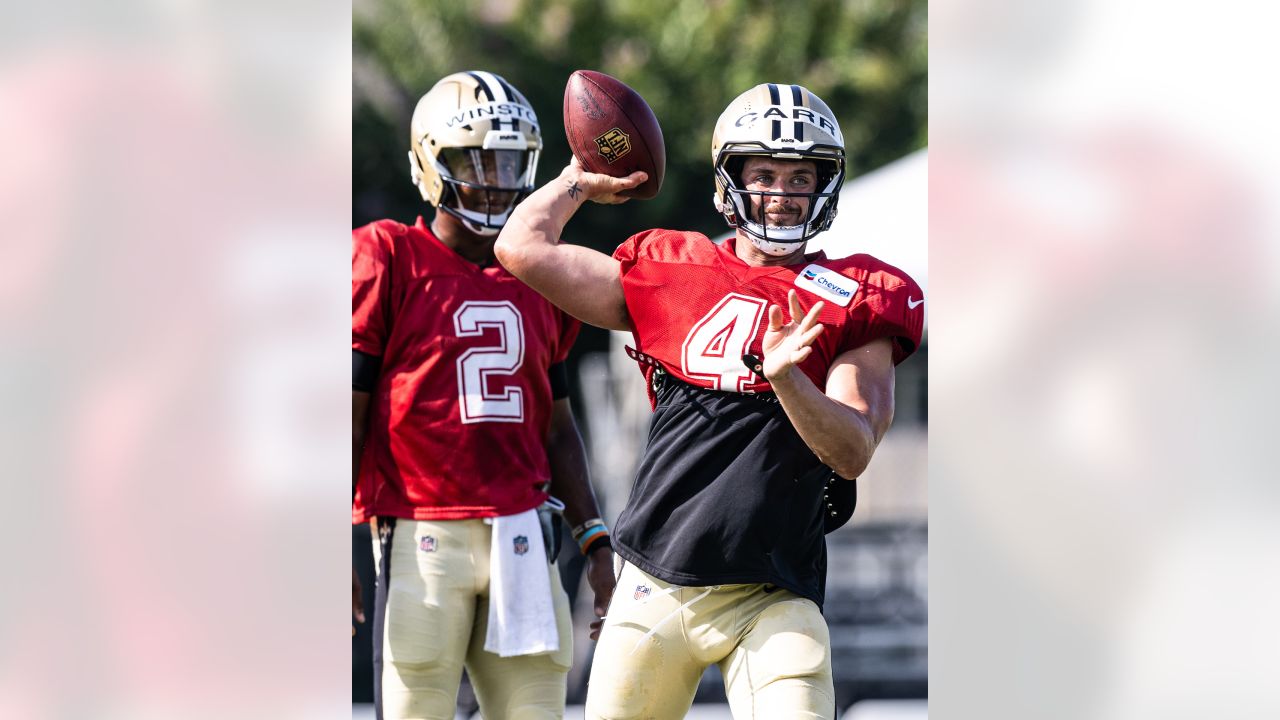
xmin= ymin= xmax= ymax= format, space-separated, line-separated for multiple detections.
xmin=561 ymin=156 xmax=648 ymax=206
xmin=762 ymin=289 xmax=825 ymax=381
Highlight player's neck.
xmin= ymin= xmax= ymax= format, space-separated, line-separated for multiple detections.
xmin=431 ymin=213 xmax=497 ymax=267
xmin=733 ymin=233 xmax=808 ymax=267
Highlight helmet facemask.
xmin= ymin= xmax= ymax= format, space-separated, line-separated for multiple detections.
xmin=714 ymin=150 xmax=844 ymax=254
xmin=432 ymin=146 xmax=538 ymax=236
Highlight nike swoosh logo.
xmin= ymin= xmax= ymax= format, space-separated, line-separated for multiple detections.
xmin=907 ymin=296 xmax=924 ymax=309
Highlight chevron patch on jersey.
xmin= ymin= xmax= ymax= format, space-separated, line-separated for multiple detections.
xmin=795 ymin=264 xmax=857 ymax=307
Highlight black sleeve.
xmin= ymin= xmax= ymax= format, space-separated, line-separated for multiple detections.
xmin=353 ymin=349 xmax=382 ymax=392
xmin=548 ymin=362 xmax=569 ymax=400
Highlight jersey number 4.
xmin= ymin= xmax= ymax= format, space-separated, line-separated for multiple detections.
xmin=454 ymin=301 xmax=525 ymax=424
xmin=681 ymin=293 xmax=767 ymax=391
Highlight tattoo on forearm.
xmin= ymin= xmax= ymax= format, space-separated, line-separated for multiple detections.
xmin=566 ymin=180 xmax=582 ymax=201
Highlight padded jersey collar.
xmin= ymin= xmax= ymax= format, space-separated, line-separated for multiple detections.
xmin=715 ymin=235 xmax=828 ymax=283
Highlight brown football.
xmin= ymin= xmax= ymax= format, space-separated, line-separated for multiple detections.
xmin=563 ymin=70 xmax=665 ymax=199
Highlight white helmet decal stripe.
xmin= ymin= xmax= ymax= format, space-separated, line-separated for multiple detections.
xmin=767 ymin=83 xmax=784 ymax=141
xmin=789 ymin=85 xmax=805 ymax=141
xmin=762 ymin=84 xmax=808 ymax=142
xmin=473 ymin=71 xmax=509 ymax=102
xmin=463 ymin=71 xmax=495 ymax=101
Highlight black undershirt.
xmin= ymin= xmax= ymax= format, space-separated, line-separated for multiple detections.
xmin=611 ymin=374 xmax=836 ymax=609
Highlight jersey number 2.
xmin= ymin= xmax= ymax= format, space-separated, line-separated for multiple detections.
xmin=454 ymin=301 xmax=525 ymax=424
xmin=681 ymin=293 xmax=767 ymax=391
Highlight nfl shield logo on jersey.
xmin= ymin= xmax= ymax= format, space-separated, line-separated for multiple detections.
xmin=634 ymin=584 xmax=651 ymax=600
xmin=513 ymin=535 xmax=529 ymax=556
xmin=419 ymin=536 xmax=437 ymax=552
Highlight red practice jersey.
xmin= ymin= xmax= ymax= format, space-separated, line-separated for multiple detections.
xmin=615 ymin=231 xmax=923 ymax=396
xmin=352 ymin=218 xmax=580 ymax=522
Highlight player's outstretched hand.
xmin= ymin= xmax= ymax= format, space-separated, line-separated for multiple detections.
xmin=585 ymin=547 xmax=616 ymax=641
xmin=561 ymin=157 xmax=647 ymax=206
xmin=352 ymin=566 xmax=365 ymax=637
xmin=762 ymin=289 xmax=825 ymax=381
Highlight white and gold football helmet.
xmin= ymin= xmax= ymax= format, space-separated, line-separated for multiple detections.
xmin=711 ymin=84 xmax=845 ymax=255
xmin=408 ymin=71 xmax=542 ymax=236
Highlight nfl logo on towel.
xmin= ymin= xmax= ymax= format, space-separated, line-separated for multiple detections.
xmin=634 ymin=584 xmax=651 ymax=600
xmin=513 ymin=535 xmax=529 ymax=556
xmin=419 ymin=536 xmax=437 ymax=552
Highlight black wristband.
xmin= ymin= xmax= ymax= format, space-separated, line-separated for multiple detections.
xmin=583 ymin=534 xmax=612 ymax=555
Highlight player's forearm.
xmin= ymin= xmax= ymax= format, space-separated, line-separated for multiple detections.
xmin=496 ymin=171 xmax=632 ymax=331
xmin=545 ymin=415 xmax=602 ymax=528
xmin=770 ymin=368 xmax=883 ymax=480
xmin=495 ymin=170 xmax=586 ymax=279
xmin=352 ymin=390 xmax=372 ymax=488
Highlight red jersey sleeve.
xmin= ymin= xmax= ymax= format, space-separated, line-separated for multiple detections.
xmin=613 ymin=228 xmax=662 ymax=274
xmin=352 ymin=221 xmax=397 ymax=357
xmin=613 ymin=228 xmax=705 ymax=270
xmin=850 ymin=267 xmax=925 ymax=365
xmin=613 ymin=228 xmax=714 ymax=335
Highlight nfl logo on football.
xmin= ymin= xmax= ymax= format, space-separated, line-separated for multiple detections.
xmin=594 ymin=127 xmax=631 ymax=164
xmin=513 ymin=535 xmax=529 ymax=556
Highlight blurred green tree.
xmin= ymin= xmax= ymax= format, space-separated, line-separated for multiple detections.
xmin=354 ymin=0 xmax=926 ymax=251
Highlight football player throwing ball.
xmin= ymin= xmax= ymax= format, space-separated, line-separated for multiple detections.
xmin=496 ymin=82 xmax=923 ymax=719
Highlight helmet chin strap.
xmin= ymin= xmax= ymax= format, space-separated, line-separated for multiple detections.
xmin=743 ymin=224 xmax=807 ymax=256
xmin=734 ymin=196 xmax=809 ymax=255
xmin=458 ymin=203 xmax=511 ymax=232
xmin=440 ymin=204 xmax=508 ymax=236
xmin=463 ymin=221 xmax=501 ymax=237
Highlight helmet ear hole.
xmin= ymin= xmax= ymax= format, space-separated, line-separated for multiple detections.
xmin=816 ymin=159 xmax=840 ymax=187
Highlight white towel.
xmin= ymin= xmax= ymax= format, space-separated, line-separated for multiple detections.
xmin=484 ymin=507 xmax=558 ymax=657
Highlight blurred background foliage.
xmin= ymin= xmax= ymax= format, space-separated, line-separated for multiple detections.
xmin=354 ymin=0 xmax=927 ymax=254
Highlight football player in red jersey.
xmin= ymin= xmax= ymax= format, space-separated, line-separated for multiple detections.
xmin=496 ymin=83 xmax=924 ymax=718
xmin=352 ymin=71 xmax=615 ymax=720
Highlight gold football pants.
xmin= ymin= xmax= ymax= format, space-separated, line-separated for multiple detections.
xmin=585 ymin=563 xmax=835 ymax=719
xmin=371 ymin=517 xmax=573 ymax=720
